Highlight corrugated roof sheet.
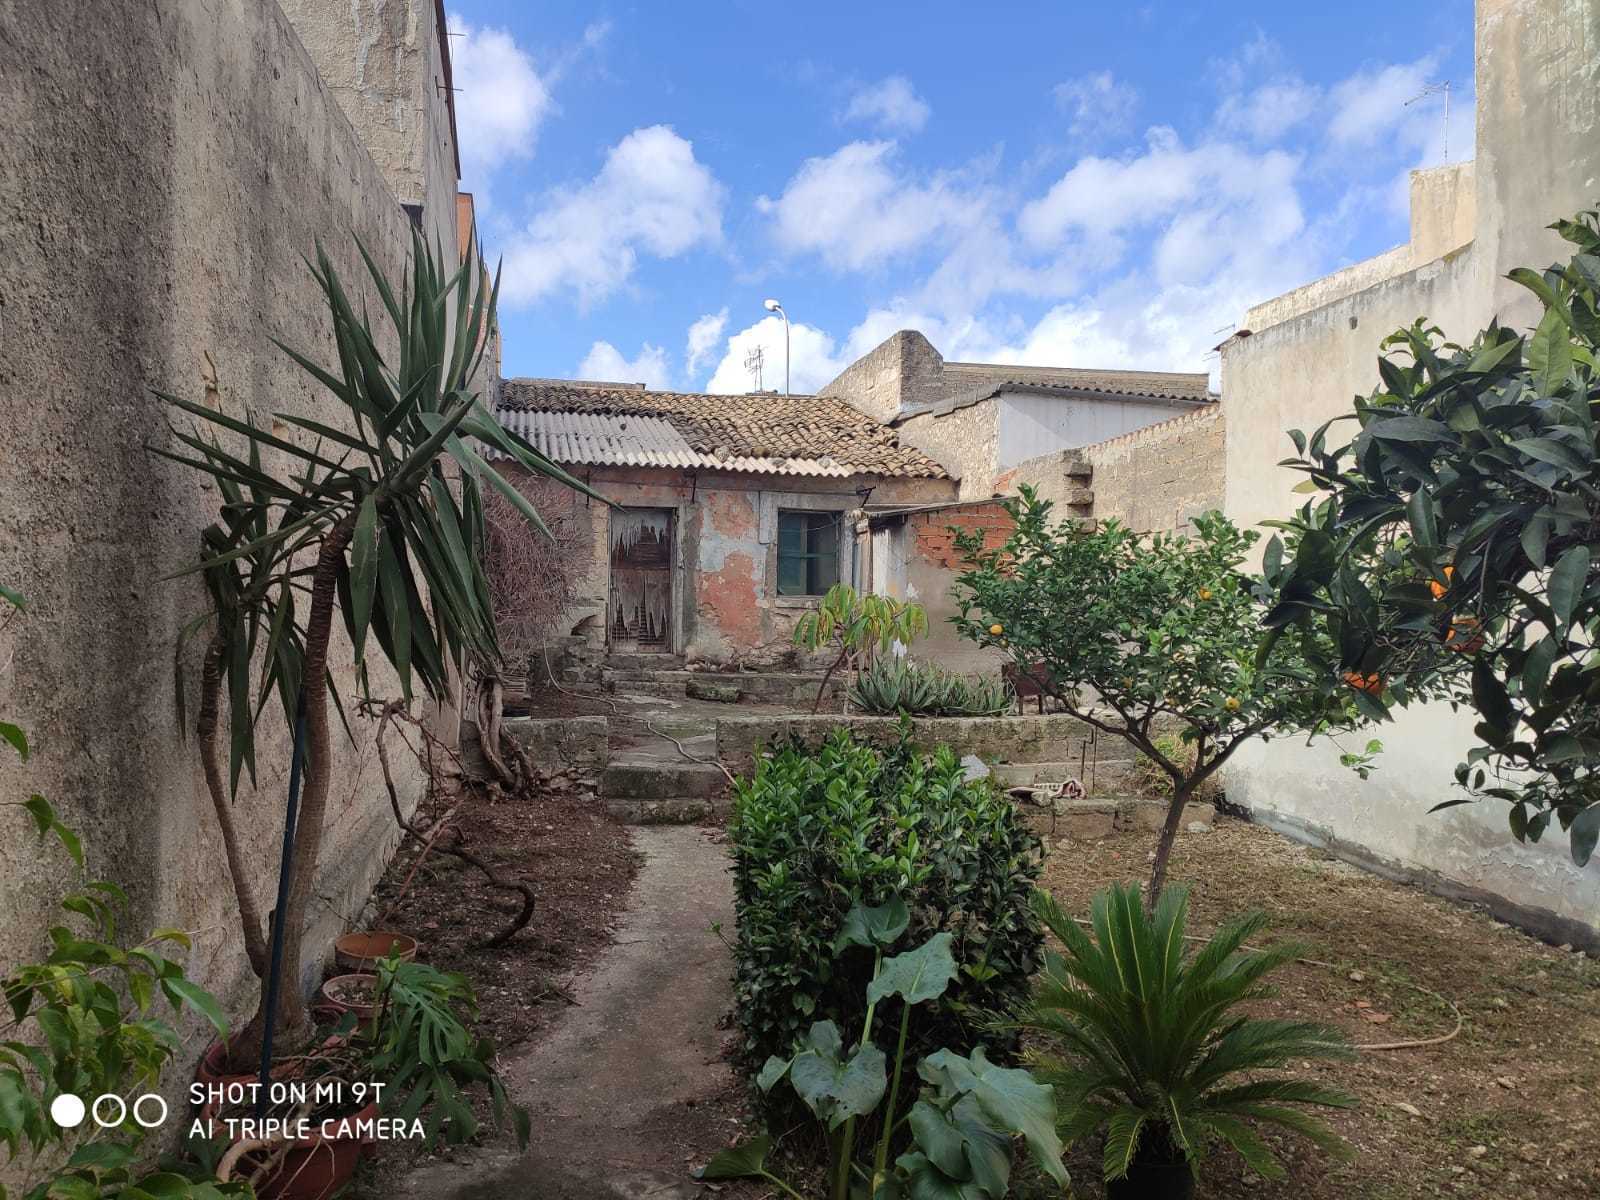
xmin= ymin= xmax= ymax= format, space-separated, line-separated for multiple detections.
xmin=494 ymin=379 xmax=950 ymax=479
xmin=942 ymin=361 xmax=1214 ymax=402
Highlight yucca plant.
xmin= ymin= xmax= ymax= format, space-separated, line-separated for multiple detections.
xmin=157 ymin=228 xmax=601 ymax=1066
xmin=1020 ymin=885 xmax=1354 ymax=1194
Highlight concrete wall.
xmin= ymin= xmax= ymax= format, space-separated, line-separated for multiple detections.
xmin=995 ymin=393 xmax=1202 ymax=471
xmin=1218 ymin=0 xmax=1600 ymax=941
xmin=0 ymin=0 xmax=457 ymax=1064
xmin=1001 ymin=405 xmax=1227 ymax=534
xmin=497 ymin=465 xmax=955 ymax=667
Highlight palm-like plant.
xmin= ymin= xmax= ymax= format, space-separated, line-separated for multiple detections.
xmin=1020 ymin=885 xmax=1355 ymax=1191
xmin=158 ymin=229 xmax=600 ymax=1065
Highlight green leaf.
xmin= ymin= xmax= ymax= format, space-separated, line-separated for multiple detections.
xmin=349 ymin=492 xmax=380 ymax=663
xmin=918 ymin=1047 xmax=1067 ymax=1187
xmin=0 ymin=722 xmax=27 ymax=761
xmin=1525 ymin=304 xmax=1574 ymax=393
xmin=834 ymin=896 xmax=910 ymax=952
xmin=866 ymin=932 xmax=957 ymax=1006
xmin=1365 ymin=415 xmax=1449 ymax=442
xmin=786 ymin=1025 xmax=887 ymax=1130
xmin=160 ymin=976 xmax=228 ymax=1035
xmin=1571 ymin=805 xmax=1600 ymax=867
xmin=1548 ymin=544 xmax=1590 ymax=631
xmin=695 ymin=1136 xmax=772 ymax=1181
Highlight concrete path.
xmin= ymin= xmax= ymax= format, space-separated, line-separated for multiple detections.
xmin=393 ymin=825 xmax=736 ymax=1200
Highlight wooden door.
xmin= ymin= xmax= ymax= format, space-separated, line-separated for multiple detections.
xmin=609 ymin=508 xmax=674 ymax=652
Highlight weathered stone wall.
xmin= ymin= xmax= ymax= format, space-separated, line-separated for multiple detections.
xmin=1218 ymin=0 xmax=1600 ymax=938
xmin=0 ymin=0 xmax=455 ymax=1061
xmin=819 ymin=330 xmax=946 ymax=425
xmin=893 ymin=402 xmax=1000 ymax=499
xmin=1000 ymin=404 xmax=1226 ymax=533
xmin=495 ymin=464 xmax=956 ymax=665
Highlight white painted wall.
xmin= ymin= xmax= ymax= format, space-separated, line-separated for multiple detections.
xmin=995 ymin=393 xmax=1197 ymax=470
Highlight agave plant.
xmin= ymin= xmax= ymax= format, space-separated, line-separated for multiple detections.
xmin=157 ymin=229 xmax=600 ymax=1063
xmin=848 ymin=657 xmax=1012 ymax=717
xmin=1020 ymin=884 xmax=1355 ymax=1191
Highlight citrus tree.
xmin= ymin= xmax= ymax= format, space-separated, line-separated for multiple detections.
xmin=1265 ymin=207 xmax=1600 ymax=864
xmin=953 ymin=491 xmax=1366 ymax=905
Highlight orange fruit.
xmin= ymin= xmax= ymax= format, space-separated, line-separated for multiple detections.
xmin=1445 ymin=616 xmax=1485 ymax=653
xmin=1224 ymin=696 xmax=1240 ymax=711
xmin=1199 ymin=587 xmax=1213 ymax=601
xmin=1343 ymin=670 xmax=1384 ymax=696
xmin=1429 ymin=565 xmax=1454 ymax=600
xmin=988 ymin=623 xmax=1004 ymax=636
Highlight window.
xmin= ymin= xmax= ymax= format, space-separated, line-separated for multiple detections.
xmin=776 ymin=510 xmax=840 ymax=596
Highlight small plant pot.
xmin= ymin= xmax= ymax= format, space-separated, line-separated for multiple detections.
xmin=333 ymin=930 xmax=418 ymax=973
xmin=319 ymin=973 xmax=380 ymax=1021
xmin=209 ymin=1099 xmax=380 ymax=1200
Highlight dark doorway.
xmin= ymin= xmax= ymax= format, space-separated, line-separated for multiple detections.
xmin=609 ymin=508 xmax=674 ymax=651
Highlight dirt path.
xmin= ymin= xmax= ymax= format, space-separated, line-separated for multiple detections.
xmin=390 ymin=824 xmax=738 ymax=1200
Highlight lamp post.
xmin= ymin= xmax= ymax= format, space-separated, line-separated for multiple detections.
xmin=763 ymin=298 xmax=789 ymax=396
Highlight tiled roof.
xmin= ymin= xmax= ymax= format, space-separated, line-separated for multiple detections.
xmin=943 ymin=362 xmax=1214 ymax=402
xmin=496 ymin=379 xmax=950 ymax=479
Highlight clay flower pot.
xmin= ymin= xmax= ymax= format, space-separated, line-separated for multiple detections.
xmin=209 ymin=1099 xmax=380 ymax=1200
xmin=333 ymin=930 xmax=418 ymax=973
xmin=319 ymin=973 xmax=380 ymax=1021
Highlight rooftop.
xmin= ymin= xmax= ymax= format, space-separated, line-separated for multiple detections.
xmin=899 ymin=362 xmax=1216 ymax=422
xmin=495 ymin=379 xmax=951 ymax=479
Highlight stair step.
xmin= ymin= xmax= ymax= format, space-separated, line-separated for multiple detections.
xmin=606 ymin=653 xmax=686 ymax=671
xmin=601 ymin=761 xmax=727 ymax=801
xmin=606 ymin=797 xmax=730 ymax=825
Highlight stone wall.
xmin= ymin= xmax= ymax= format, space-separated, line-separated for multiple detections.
xmin=0 ymin=0 xmax=456 ymax=1061
xmin=1217 ymin=0 xmax=1600 ymax=940
xmin=819 ymin=329 xmax=946 ymax=425
xmin=495 ymin=464 xmax=955 ymax=666
xmin=999 ymin=404 xmax=1226 ymax=533
xmin=893 ymin=402 xmax=1000 ymax=498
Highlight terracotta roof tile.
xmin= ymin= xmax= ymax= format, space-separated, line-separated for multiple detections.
xmin=497 ymin=379 xmax=950 ymax=479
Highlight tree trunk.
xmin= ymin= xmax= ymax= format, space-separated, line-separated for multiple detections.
xmin=198 ymin=635 xmax=268 ymax=978
xmin=229 ymin=520 xmax=353 ymax=1068
xmin=1145 ymin=786 xmax=1191 ymax=913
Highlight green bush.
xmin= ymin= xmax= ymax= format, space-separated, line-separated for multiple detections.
xmin=848 ymin=657 xmax=1011 ymax=717
xmin=728 ymin=728 xmax=1043 ymax=1075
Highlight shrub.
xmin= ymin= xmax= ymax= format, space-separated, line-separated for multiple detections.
xmin=1020 ymin=884 xmax=1354 ymax=1189
xmin=728 ymin=728 xmax=1043 ymax=1074
xmin=848 ymin=657 xmax=1011 ymax=717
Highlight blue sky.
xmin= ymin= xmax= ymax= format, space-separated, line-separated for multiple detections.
xmin=447 ymin=2 xmax=1474 ymax=394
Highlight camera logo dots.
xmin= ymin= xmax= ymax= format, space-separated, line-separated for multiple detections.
xmin=48 ymin=1092 xmax=169 ymax=1129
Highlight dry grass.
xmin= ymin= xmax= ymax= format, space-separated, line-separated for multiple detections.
xmin=1028 ymin=814 xmax=1600 ymax=1199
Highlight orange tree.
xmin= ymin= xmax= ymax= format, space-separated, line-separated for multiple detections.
xmin=953 ymin=491 xmax=1365 ymax=905
xmin=1264 ymin=208 xmax=1600 ymax=864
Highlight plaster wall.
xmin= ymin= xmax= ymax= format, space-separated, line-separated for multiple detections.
xmin=0 ymin=0 xmax=448 ymax=1067
xmin=1219 ymin=0 xmax=1600 ymax=938
xmin=496 ymin=466 xmax=954 ymax=667
xmin=995 ymin=393 xmax=1201 ymax=472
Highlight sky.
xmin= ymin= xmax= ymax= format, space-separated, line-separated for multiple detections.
xmin=446 ymin=2 xmax=1475 ymax=395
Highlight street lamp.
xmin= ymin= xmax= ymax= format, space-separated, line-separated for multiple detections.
xmin=763 ymin=298 xmax=789 ymax=396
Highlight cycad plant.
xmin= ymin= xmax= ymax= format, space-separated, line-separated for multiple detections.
xmin=1020 ymin=885 xmax=1354 ymax=1193
xmin=158 ymin=229 xmax=598 ymax=1066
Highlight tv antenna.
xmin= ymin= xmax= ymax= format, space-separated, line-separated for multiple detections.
xmin=744 ymin=345 xmax=765 ymax=391
xmin=1405 ymin=80 xmax=1452 ymax=163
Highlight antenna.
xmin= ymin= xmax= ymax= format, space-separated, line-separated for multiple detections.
xmin=1405 ymin=80 xmax=1452 ymax=163
xmin=744 ymin=345 xmax=764 ymax=391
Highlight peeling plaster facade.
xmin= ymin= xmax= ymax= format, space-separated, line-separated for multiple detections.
xmin=1218 ymin=0 xmax=1600 ymax=943
xmin=498 ymin=465 xmax=955 ymax=666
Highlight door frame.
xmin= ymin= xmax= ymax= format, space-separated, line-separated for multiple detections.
xmin=607 ymin=505 xmax=677 ymax=653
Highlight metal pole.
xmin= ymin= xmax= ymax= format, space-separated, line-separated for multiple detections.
xmin=256 ymin=690 xmax=309 ymax=1116
xmin=782 ymin=309 xmax=790 ymax=397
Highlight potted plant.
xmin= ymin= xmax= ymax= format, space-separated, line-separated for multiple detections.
xmin=318 ymin=972 xmax=380 ymax=1020
xmin=203 ymin=957 xmax=526 ymax=1198
xmin=1017 ymin=885 xmax=1354 ymax=1196
xmin=333 ymin=930 xmax=418 ymax=973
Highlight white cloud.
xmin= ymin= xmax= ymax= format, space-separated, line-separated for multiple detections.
xmin=704 ymin=316 xmax=845 ymax=395
xmin=758 ymin=141 xmax=985 ymax=271
xmin=685 ymin=309 xmax=728 ymax=375
xmin=500 ymin=126 xmax=724 ymax=307
xmin=1053 ymin=71 xmax=1138 ymax=141
xmin=1017 ymin=127 xmax=1209 ymax=244
xmin=577 ymin=340 xmax=672 ymax=389
xmin=448 ymin=15 xmax=553 ymax=188
xmin=842 ymin=76 xmax=931 ymax=134
xmin=1217 ymin=78 xmax=1320 ymax=142
xmin=1327 ymin=59 xmax=1437 ymax=148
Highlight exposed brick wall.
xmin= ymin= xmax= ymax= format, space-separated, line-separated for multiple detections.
xmin=1002 ymin=405 xmax=1225 ymax=533
xmin=907 ymin=501 xmax=1015 ymax=569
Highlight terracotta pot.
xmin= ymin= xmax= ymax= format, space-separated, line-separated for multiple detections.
xmin=209 ymin=1100 xmax=380 ymax=1200
xmin=318 ymin=973 xmax=381 ymax=1021
xmin=333 ymin=931 xmax=418 ymax=973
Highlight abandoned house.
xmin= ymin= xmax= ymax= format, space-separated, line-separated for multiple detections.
xmin=488 ymin=330 xmax=1218 ymax=669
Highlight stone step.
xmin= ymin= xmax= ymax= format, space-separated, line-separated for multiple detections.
xmin=602 ymin=669 xmax=843 ymax=706
xmin=606 ymin=653 xmax=686 ymax=671
xmin=606 ymin=797 xmax=730 ymax=825
xmin=600 ymin=760 xmax=727 ymax=801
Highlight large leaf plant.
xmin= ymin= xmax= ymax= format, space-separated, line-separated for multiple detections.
xmin=156 ymin=229 xmax=600 ymax=1063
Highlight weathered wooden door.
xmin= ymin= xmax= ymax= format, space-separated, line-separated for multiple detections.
xmin=609 ymin=508 xmax=674 ymax=652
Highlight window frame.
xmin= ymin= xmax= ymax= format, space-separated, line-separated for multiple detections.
xmin=775 ymin=509 xmax=842 ymax=597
